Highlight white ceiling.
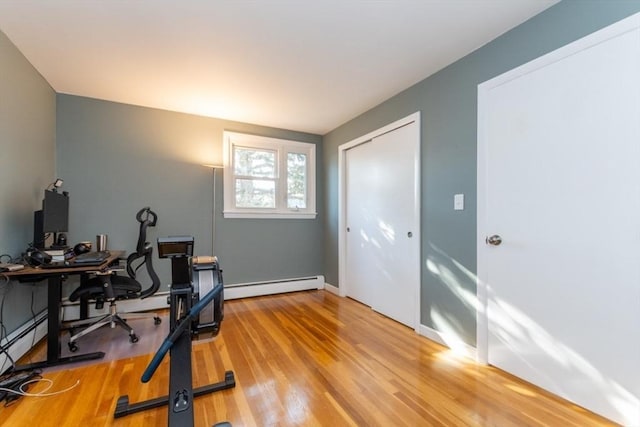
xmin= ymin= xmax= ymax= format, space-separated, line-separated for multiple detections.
xmin=0 ymin=1 xmax=558 ymax=135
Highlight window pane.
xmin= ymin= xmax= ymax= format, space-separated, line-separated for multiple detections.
xmin=235 ymin=179 xmax=276 ymax=208
xmin=287 ymin=152 xmax=307 ymax=209
xmin=234 ymin=147 xmax=276 ymax=178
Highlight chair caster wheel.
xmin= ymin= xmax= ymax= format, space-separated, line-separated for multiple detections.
xmin=68 ymin=342 xmax=78 ymax=352
xmin=154 ymin=317 xmax=162 ymax=325
xmin=130 ymin=334 xmax=139 ymax=343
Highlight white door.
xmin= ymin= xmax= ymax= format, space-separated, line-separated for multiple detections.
xmin=345 ymin=140 xmax=376 ymax=308
xmin=477 ymin=14 xmax=640 ymax=426
xmin=344 ymin=119 xmax=420 ymax=328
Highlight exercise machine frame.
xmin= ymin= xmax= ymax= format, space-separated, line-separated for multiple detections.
xmin=114 ymin=236 xmax=235 ymax=426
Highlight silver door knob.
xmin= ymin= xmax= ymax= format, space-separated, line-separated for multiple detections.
xmin=486 ymin=235 xmax=502 ymax=246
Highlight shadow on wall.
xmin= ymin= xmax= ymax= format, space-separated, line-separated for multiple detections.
xmin=426 ymin=243 xmax=638 ymax=424
xmin=425 ymin=242 xmax=478 ymax=350
xmin=483 ymin=281 xmax=638 ymax=424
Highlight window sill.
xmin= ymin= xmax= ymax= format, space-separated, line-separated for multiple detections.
xmin=223 ymin=211 xmax=317 ymax=219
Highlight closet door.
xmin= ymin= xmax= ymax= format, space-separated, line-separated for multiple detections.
xmin=345 ymin=121 xmax=419 ymax=328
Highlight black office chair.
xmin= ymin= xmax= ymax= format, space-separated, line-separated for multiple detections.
xmin=66 ymin=207 xmax=161 ymax=352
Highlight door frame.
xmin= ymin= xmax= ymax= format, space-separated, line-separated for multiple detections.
xmin=338 ymin=111 xmax=421 ymax=330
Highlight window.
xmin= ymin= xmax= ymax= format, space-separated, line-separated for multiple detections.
xmin=223 ymin=131 xmax=316 ymax=219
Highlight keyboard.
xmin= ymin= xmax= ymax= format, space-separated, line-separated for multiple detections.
xmin=40 ymin=250 xmax=112 ymax=269
xmin=73 ymin=250 xmax=111 ymax=264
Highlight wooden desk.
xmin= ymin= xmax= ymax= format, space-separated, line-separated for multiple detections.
xmin=4 ymin=250 xmax=125 ymax=372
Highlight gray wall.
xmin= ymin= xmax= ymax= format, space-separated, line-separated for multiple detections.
xmin=0 ymin=30 xmax=55 ymax=334
xmin=56 ymin=95 xmax=324 ymax=291
xmin=322 ymin=0 xmax=640 ymax=346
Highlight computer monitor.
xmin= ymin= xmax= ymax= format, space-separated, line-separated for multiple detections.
xmin=43 ymin=190 xmax=69 ymax=233
xmin=33 ymin=190 xmax=69 ymax=248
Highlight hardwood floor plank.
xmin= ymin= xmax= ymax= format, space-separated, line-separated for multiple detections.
xmin=1 ymin=290 xmax=615 ymax=426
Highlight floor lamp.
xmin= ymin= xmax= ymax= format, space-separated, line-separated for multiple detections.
xmin=204 ymin=164 xmax=224 ymax=256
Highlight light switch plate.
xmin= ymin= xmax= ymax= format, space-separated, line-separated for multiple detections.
xmin=454 ymin=193 xmax=464 ymax=210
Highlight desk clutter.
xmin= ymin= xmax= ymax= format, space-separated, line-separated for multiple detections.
xmin=0 ymin=207 xmax=160 ymax=375
xmin=40 ymin=250 xmax=111 ymax=269
xmin=1 ymin=181 xmax=112 ymax=271
xmin=20 ymin=234 xmax=111 ymax=268
xmin=0 ymin=263 xmax=24 ymax=272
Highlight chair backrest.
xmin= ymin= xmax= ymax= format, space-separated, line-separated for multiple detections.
xmin=126 ymin=207 xmax=161 ymax=299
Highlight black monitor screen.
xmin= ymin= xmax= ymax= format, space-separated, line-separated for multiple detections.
xmin=42 ymin=190 xmax=69 ymax=233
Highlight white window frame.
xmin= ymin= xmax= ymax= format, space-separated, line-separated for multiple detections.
xmin=223 ymin=131 xmax=317 ymax=219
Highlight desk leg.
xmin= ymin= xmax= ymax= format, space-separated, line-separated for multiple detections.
xmin=11 ymin=274 xmax=105 ymax=372
xmin=80 ymin=273 xmax=89 ymax=320
xmin=47 ymin=274 xmax=61 ymax=363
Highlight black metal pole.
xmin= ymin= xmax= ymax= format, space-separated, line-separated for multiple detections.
xmin=168 ymin=282 xmax=194 ymax=426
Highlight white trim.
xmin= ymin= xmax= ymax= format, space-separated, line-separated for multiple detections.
xmin=338 ymin=112 xmax=421 ymax=330
xmin=222 ymin=211 xmax=317 ymax=219
xmin=61 ymin=292 xmax=170 ymax=321
xmin=61 ymin=275 xmax=326 ymax=320
xmin=222 ymin=131 xmax=317 ymax=219
xmin=0 ymin=311 xmax=48 ymax=373
xmin=316 ymin=291 xmax=478 ymax=360
xmin=224 ymin=275 xmax=324 ymax=300
xmin=323 ymin=282 xmax=340 ymax=295
xmin=476 ymin=82 xmax=489 ymax=365
xmin=418 ymin=324 xmax=477 ymax=361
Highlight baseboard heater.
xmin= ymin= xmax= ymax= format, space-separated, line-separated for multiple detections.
xmin=224 ymin=275 xmax=325 ymax=300
xmin=61 ymin=293 xmax=170 ymax=322
xmin=60 ymin=275 xmax=325 ymax=321
xmin=0 ymin=311 xmax=48 ymax=374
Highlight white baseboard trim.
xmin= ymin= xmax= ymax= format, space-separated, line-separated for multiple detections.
xmin=323 ymin=282 xmax=340 ymax=295
xmin=0 ymin=311 xmax=48 ymax=373
xmin=419 ymin=324 xmax=477 ymax=361
xmin=61 ymin=275 xmax=327 ymax=320
xmin=322 ymin=290 xmax=476 ymax=359
xmin=61 ymin=293 xmax=170 ymax=322
xmin=224 ymin=275 xmax=324 ymax=300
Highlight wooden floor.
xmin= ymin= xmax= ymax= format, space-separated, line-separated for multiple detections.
xmin=1 ymin=290 xmax=614 ymax=426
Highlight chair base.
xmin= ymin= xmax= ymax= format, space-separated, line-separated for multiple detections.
xmin=66 ymin=302 xmax=163 ymax=352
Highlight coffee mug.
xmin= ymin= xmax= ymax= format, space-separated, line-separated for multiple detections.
xmin=96 ymin=234 xmax=108 ymax=251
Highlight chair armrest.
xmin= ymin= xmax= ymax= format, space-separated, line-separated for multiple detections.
xmin=94 ymin=270 xmax=116 ymax=300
